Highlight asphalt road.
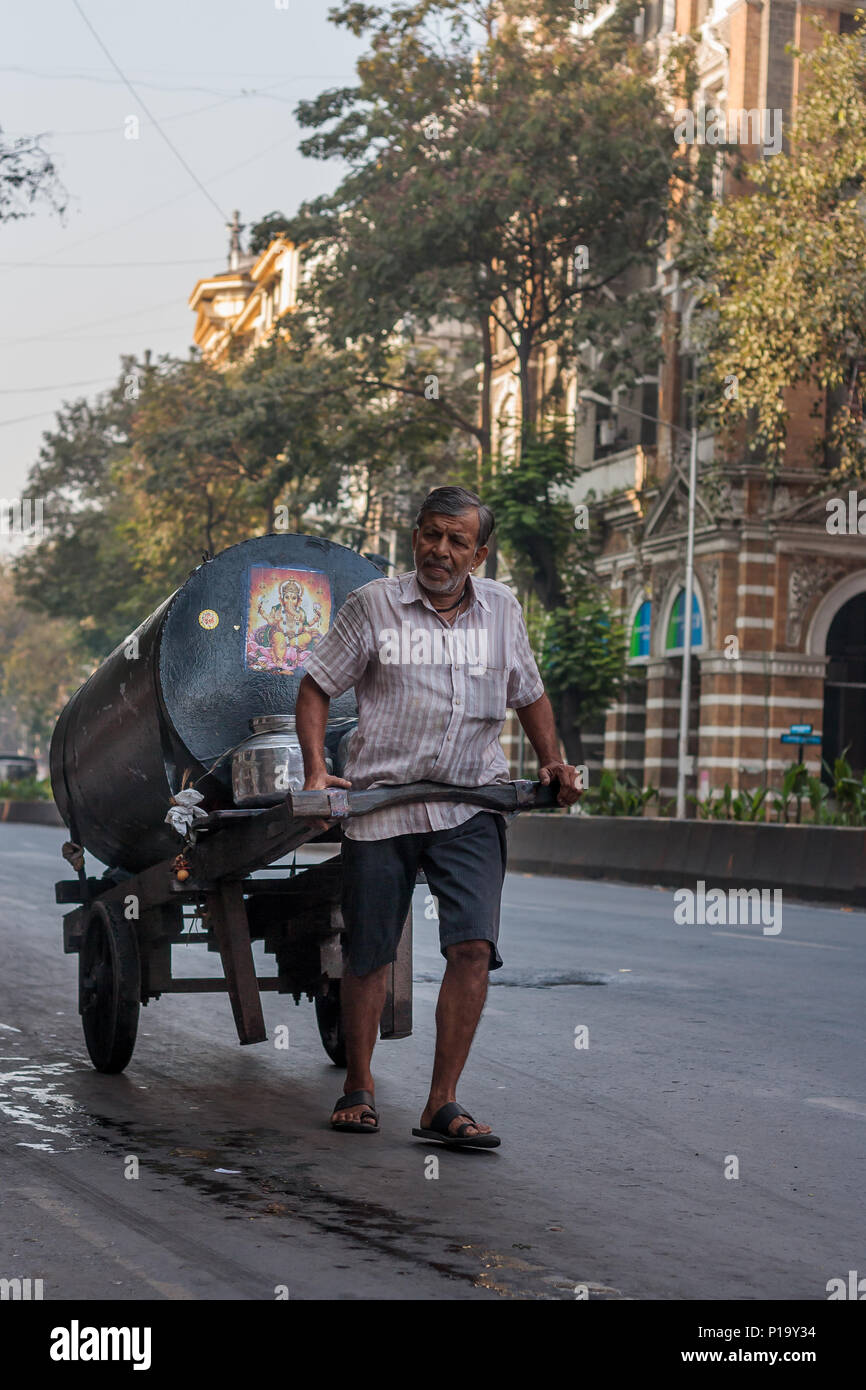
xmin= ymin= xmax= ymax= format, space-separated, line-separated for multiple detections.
xmin=1 ymin=822 xmax=863 ymax=1301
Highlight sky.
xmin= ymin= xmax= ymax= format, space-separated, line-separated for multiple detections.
xmin=0 ymin=0 xmax=366 ymax=505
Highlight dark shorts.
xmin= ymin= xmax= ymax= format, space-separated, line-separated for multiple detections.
xmin=339 ymin=811 xmax=508 ymax=976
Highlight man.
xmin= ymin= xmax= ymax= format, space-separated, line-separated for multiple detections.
xmin=295 ymin=485 xmax=582 ymax=1148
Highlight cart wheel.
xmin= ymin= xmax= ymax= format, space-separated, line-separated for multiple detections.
xmin=314 ymin=979 xmax=346 ymax=1067
xmin=79 ymin=901 xmax=140 ymax=1074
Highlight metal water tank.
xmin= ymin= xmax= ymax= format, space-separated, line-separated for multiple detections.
xmin=50 ymin=533 xmax=381 ymax=871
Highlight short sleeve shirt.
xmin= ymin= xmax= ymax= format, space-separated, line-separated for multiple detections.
xmin=302 ymin=570 xmax=544 ymax=840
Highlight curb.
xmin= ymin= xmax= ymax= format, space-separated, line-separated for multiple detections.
xmin=0 ymin=800 xmax=65 ymax=827
xmin=506 ymin=813 xmax=866 ymax=908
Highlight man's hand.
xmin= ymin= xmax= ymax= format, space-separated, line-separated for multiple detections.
xmin=301 ymin=771 xmax=353 ymax=835
xmin=516 ymin=696 xmax=584 ymax=808
xmin=538 ymin=761 xmax=584 ymax=807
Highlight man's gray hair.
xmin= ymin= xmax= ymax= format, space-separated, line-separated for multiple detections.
xmin=414 ymin=486 xmax=495 ymax=548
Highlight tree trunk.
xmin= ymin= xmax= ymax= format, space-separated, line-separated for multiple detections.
xmin=478 ymin=306 xmax=493 ymax=471
xmin=477 ymin=305 xmax=497 ymax=577
xmin=204 ymin=488 xmax=215 ymax=554
xmin=518 ymin=338 xmax=536 ymax=439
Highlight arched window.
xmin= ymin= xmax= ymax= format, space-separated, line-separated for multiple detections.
xmin=629 ymin=600 xmax=651 ymax=660
xmin=665 ymin=588 xmax=703 ymax=652
xmin=823 ymin=592 xmax=866 ymax=777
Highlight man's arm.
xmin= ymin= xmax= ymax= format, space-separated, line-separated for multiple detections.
xmin=515 ymin=692 xmax=583 ymax=807
xmin=295 ymin=587 xmax=374 ymax=792
xmin=296 ymin=674 xmax=339 ymax=785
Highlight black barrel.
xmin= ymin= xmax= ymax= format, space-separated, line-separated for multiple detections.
xmin=50 ymin=534 xmax=384 ymax=871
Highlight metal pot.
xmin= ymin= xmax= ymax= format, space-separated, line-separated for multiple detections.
xmin=232 ymin=715 xmax=332 ymax=808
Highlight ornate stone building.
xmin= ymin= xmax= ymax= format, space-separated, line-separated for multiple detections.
xmin=494 ymin=1 xmax=866 ymax=804
xmin=188 ymin=211 xmax=301 ymax=363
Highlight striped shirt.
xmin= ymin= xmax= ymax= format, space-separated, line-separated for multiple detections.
xmin=303 ymin=569 xmax=545 ymax=840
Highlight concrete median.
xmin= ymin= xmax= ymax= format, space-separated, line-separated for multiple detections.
xmin=506 ymin=813 xmax=866 ymax=907
xmin=0 ymin=800 xmax=64 ymax=827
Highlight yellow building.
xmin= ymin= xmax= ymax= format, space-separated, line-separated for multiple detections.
xmin=188 ymin=211 xmax=300 ymax=363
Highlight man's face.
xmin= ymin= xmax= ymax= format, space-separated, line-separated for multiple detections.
xmin=412 ymin=509 xmax=488 ymax=595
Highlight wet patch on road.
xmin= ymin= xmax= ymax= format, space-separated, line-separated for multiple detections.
xmin=450 ymin=1244 xmax=628 ymax=1299
xmin=77 ymin=1114 xmax=611 ymax=1299
xmin=0 ymin=1056 xmax=92 ymax=1153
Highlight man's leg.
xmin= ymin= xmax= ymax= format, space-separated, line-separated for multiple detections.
xmin=330 ymin=963 xmax=391 ymax=1127
xmin=420 ymin=940 xmax=493 ymax=1137
xmin=333 ymin=828 xmax=419 ymax=1127
xmin=419 ymin=813 xmax=508 ymax=1138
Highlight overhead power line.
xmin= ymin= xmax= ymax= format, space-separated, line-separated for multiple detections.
xmin=0 ymin=410 xmax=62 ymax=428
xmin=0 ymin=377 xmax=123 ymax=394
xmin=10 ymin=128 xmax=298 ymax=270
xmin=0 ymin=296 xmax=184 ymax=345
xmin=0 ymin=65 xmax=355 ymax=87
xmin=0 ymin=258 xmax=218 ymax=269
xmin=0 ymin=76 xmax=323 ymax=138
xmin=71 ymin=0 xmax=229 ymax=223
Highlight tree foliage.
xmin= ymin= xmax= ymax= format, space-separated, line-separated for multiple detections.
xmin=289 ymin=0 xmax=685 ymax=456
xmin=0 ymin=126 xmax=66 ymax=223
xmin=486 ymin=429 xmax=626 ymax=759
xmin=14 ymin=319 xmax=470 ymax=659
xmin=0 ymin=563 xmax=86 ymax=753
xmin=689 ymin=18 xmax=866 ymax=479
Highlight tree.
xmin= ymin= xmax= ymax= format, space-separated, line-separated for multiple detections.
xmin=13 ymin=366 xmax=152 ymax=659
xmin=289 ymin=0 xmax=684 ymax=469
xmin=485 ymin=429 xmax=626 ymax=760
xmin=248 ymin=210 xmax=296 ymax=256
xmin=13 ymin=321 xmax=472 ymax=656
xmin=0 ymin=126 xmax=66 ymax=223
xmin=125 ymin=317 xmax=468 ymax=580
xmin=688 ymin=18 xmax=866 ymax=480
xmin=0 ymin=563 xmax=85 ymax=755
xmin=534 ymin=599 xmax=627 ymax=765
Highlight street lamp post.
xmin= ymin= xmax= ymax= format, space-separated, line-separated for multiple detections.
xmin=578 ymin=388 xmax=701 ymax=818
xmin=676 ymin=408 xmax=699 ymax=819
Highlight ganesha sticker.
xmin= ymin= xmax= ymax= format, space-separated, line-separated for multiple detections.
xmin=244 ymin=565 xmax=331 ymax=674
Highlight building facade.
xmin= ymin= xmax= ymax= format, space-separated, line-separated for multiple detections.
xmin=494 ymin=0 xmax=865 ymax=805
xmin=188 ymin=211 xmax=301 ymax=363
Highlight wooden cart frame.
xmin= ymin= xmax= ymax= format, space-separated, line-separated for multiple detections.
xmin=56 ymin=779 xmax=553 ymax=1073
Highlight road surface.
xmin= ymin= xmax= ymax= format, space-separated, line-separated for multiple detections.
xmin=1 ymin=822 xmax=863 ymax=1300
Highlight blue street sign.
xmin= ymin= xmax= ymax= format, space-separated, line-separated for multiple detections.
xmin=780 ymin=733 xmax=822 ymax=745
xmin=788 ymin=723 xmax=813 ymax=736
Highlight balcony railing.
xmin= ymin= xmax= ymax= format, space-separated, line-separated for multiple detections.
xmin=568 ymin=444 xmax=654 ymax=505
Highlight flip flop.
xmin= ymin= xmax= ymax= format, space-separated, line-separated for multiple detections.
xmin=412 ymin=1101 xmax=500 ymax=1149
xmin=331 ymin=1089 xmax=379 ymax=1133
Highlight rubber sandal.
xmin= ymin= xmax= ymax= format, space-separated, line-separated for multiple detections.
xmin=412 ymin=1100 xmax=500 ymax=1149
xmin=331 ymin=1089 xmax=379 ymax=1133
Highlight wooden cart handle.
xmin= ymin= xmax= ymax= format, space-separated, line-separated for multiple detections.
xmin=286 ymin=777 xmax=559 ymax=821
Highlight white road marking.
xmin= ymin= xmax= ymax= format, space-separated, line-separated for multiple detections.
xmin=805 ymin=1098 xmax=866 ymax=1118
xmin=710 ymin=931 xmax=846 ymax=950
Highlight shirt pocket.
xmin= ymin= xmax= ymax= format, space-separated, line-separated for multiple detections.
xmin=464 ymin=666 xmax=507 ymax=723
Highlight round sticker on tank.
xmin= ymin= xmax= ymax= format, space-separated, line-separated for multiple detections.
xmin=198 ymin=609 xmax=219 ymax=630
